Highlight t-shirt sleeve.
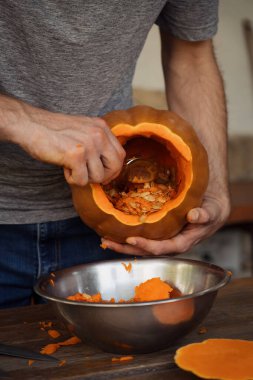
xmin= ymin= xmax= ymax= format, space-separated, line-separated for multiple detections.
xmin=156 ymin=0 xmax=219 ymax=41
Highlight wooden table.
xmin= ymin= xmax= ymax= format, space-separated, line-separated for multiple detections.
xmin=0 ymin=277 xmax=253 ymax=379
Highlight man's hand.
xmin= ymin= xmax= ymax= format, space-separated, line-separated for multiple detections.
xmin=24 ymin=114 xmax=125 ymax=187
xmin=101 ymin=186 xmax=230 ymax=256
xmin=0 ymin=95 xmax=125 ymax=186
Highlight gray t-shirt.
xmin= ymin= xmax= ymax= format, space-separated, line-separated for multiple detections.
xmin=0 ymin=0 xmax=218 ymax=224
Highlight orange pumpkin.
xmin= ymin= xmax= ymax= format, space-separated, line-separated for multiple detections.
xmin=174 ymin=338 xmax=253 ymax=380
xmin=71 ymin=106 xmax=209 ymax=243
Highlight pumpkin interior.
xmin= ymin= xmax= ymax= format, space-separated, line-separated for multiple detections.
xmin=92 ymin=123 xmax=192 ymax=225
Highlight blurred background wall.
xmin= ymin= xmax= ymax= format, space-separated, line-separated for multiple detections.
xmin=133 ymin=0 xmax=253 ymax=136
xmin=133 ymin=0 xmax=253 ymax=183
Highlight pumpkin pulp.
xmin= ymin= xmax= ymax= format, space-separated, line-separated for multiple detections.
xmin=92 ymin=122 xmax=193 ymax=225
xmin=67 ymin=277 xmax=174 ymax=303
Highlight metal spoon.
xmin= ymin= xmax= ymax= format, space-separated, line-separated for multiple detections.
xmin=115 ymin=157 xmax=158 ymax=190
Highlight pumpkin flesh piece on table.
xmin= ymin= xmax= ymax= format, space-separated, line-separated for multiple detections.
xmin=40 ymin=336 xmax=81 ymax=355
xmin=175 ymin=338 xmax=253 ymax=380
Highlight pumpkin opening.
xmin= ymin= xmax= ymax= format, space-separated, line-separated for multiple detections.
xmin=71 ymin=106 xmax=209 ymax=242
xmin=92 ymin=123 xmax=193 ymax=225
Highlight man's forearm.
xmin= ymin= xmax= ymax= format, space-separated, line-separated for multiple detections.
xmin=161 ymin=34 xmax=229 ymax=205
xmin=0 ymin=94 xmax=125 ymax=186
xmin=0 ymin=94 xmax=65 ymax=145
xmin=0 ymin=94 xmax=30 ymax=143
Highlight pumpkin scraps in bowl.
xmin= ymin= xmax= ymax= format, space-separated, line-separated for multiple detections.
xmin=67 ymin=277 xmax=173 ymax=303
xmin=174 ymin=338 xmax=253 ymax=380
xmin=121 ymin=262 xmax=132 ymax=273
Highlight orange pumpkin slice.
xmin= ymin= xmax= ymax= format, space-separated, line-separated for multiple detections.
xmin=174 ymin=338 xmax=253 ymax=380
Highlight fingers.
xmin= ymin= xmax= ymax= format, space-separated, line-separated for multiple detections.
xmin=61 ymin=118 xmax=125 ymax=186
xmin=187 ymin=198 xmax=222 ymax=225
xmin=125 ymin=236 xmax=192 ymax=255
xmin=63 ymin=163 xmax=89 ymax=187
xmin=94 ymin=118 xmax=125 ymax=159
xmin=187 ymin=207 xmax=211 ymax=224
xmin=102 ymin=221 xmax=212 ymax=256
xmin=92 ymin=118 xmax=126 ymax=183
xmin=86 ymin=143 xmax=124 ymax=184
xmin=101 ymin=238 xmax=152 ymax=256
xmin=100 ymin=153 xmax=123 ymax=184
xmin=23 ymin=113 xmax=125 ymax=187
xmin=85 ymin=119 xmax=125 ymax=184
xmin=64 ymin=147 xmax=122 ymax=186
xmin=86 ymin=156 xmax=105 ymax=183
xmin=102 ymin=195 xmax=229 ymax=256
xmin=63 ymin=145 xmax=89 ymax=186
xmin=101 ymin=235 xmax=190 ymax=256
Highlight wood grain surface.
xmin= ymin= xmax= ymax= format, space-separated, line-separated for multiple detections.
xmin=0 ymin=277 xmax=252 ymax=379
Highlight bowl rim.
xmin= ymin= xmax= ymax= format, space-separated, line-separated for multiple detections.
xmin=34 ymin=257 xmax=232 ymax=308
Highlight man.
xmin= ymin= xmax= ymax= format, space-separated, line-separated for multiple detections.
xmin=0 ymin=1 xmax=230 ymax=308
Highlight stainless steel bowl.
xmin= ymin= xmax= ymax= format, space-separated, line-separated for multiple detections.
xmin=34 ymin=258 xmax=231 ymax=354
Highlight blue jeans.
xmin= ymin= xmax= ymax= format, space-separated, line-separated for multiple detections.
xmin=0 ymin=217 xmax=123 ymax=309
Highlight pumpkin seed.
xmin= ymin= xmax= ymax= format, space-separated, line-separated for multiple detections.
xmin=109 ymin=189 xmax=117 ymax=197
xmin=143 ymin=194 xmax=155 ymax=202
xmin=139 ymin=214 xmax=147 ymax=223
xmin=139 ymin=192 xmax=150 ymax=198
xmin=129 ymin=192 xmax=139 ymax=197
xmin=157 ymin=196 xmax=167 ymax=203
xmin=152 ymin=203 xmax=163 ymax=210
